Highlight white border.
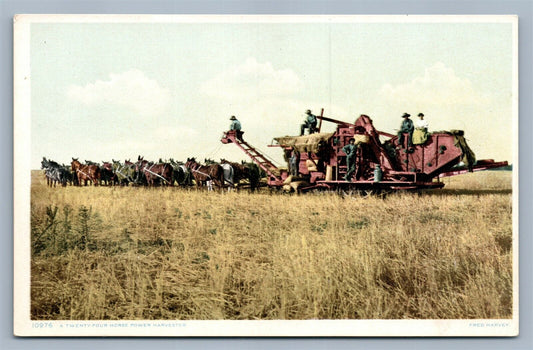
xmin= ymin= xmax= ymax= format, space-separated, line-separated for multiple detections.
xmin=511 ymin=14 xmax=520 ymax=335
xmin=17 ymin=319 xmax=518 ymax=337
xmin=13 ymin=14 xmax=520 ymax=337
xmin=13 ymin=12 xmax=32 ymax=338
xmin=14 ymin=14 xmax=519 ymax=24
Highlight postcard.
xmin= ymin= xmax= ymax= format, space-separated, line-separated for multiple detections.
xmin=14 ymin=14 xmax=518 ymax=336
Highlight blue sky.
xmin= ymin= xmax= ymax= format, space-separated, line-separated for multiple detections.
xmin=23 ymin=15 xmax=516 ymax=169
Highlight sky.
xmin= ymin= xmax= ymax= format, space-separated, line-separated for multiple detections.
xmin=26 ymin=16 xmax=516 ymax=169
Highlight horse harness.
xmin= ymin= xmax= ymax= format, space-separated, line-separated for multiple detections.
xmin=141 ymin=163 xmax=171 ymax=184
xmin=189 ymin=163 xmax=214 ymax=180
xmin=114 ymin=164 xmax=134 ymax=182
xmin=76 ymin=166 xmax=94 ymax=180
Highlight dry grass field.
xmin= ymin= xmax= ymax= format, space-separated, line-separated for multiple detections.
xmin=29 ymin=170 xmax=513 ymax=320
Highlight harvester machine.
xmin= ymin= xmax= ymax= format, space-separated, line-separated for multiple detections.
xmin=221 ymin=110 xmax=508 ymax=192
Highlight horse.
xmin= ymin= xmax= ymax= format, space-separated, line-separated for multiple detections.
xmin=41 ymin=157 xmax=57 ymax=187
xmin=135 ymin=156 xmax=173 ymax=186
xmin=221 ymin=163 xmax=235 ymax=191
xmin=221 ymin=158 xmax=261 ymax=191
xmin=61 ymin=164 xmax=75 ymax=185
xmin=125 ymin=159 xmax=144 ymax=185
xmin=205 ymin=158 xmax=234 ymax=190
xmin=185 ymin=157 xmax=224 ymax=191
xmin=112 ymin=159 xmax=135 ymax=186
xmin=41 ymin=157 xmax=68 ymax=187
xmin=100 ymin=161 xmax=115 ymax=186
xmin=204 ymin=158 xmax=236 ymax=190
xmin=244 ymin=162 xmax=261 ymax=191
xmin=169 ymin=158 xmax=193 ymax=187
xmin=71 ymin=158 xmax=101 ymax=186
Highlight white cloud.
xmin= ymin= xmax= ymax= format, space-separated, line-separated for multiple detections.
xmin=369 ymin=62 xmax=511 ymax=162
xmin=200 ymin=57 xmax=303 ymax=99
xmin=379 ymin=62 xmax=489 ymax=108
xmin=66 ymin=69 xmax=171 ymax=117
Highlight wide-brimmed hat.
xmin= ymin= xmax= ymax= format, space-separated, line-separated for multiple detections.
xmin=418 ymin=113 xmax=424 ymax=117
xmin=402 ymin=113 xmax=411 ymax=118
xmin=230 ymin=115 xmax=236 ymax=120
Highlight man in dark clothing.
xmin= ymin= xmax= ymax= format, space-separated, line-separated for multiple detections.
xmin=289 ymin=149 xmax=300 ymax=176
xmin=397 ymin=112 xmax=414 ymax=148
xmin=342 ymin=138 xmax=359 ymax=182
xmin=300 ymin=109 xmax=317 ymax=136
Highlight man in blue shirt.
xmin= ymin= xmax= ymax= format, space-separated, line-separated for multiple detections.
xmin=397 ymin=112 xmax=414 ymax=148
xmin=342 ymin=138 xmax=359 ymax=182
xmin=229 ymin=115 xmax=243 ymax=141
xmin=229 ymin=115 xmax=241 ymax=131
xmin=300 ymin=109 xmax=317 ymax=136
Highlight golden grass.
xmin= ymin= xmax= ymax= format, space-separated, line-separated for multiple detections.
xmin=30 ymin=170 xmax=513 ymax=320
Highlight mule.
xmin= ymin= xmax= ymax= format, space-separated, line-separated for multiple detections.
xmin=112 ymin=159 xmax=135 ymax=186
xmin=41 ymin=157 xmax=68 ymax=187
xmin=221 ymin=163 xmax=235 ymax=191
xmin=100 ymin=161 xmax=115 ymax=186
xmin=71 ymin=158 xmax=101 ymax=186
xmin=185 ymin=157 xmax=224 ymax=191
xmin=61 ymin=163 xmax=75 ymax=186
xmin=221 ymin=158 xmax=260 ymax=191
xmin=169 ymin=159 xmax=194 ymax=187
xmin=135 ymin=156 xmax=173 ymax=186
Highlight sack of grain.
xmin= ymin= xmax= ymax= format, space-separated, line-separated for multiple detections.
xmin=306 ymin=159 xmax=317 ymax=172
xmin=283 ymin=175 xmax=293 ymax=185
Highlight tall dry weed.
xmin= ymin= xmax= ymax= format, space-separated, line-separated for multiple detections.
xmin=30 ymin=171 xmax=513 ymax=320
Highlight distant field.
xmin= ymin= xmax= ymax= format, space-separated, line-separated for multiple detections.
xmin=29 ymin=170 xmax=513 ymax=320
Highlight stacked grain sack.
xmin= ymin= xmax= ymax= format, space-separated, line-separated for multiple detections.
xmin=274 ymin=132 xmax=335 ymax=154
xmin=275 ymin=133 xmax=334 ymax=192
xmin=282 ymin=175 xmax=309 ymax=192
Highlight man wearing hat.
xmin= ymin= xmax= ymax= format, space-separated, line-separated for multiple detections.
xmin=342 ymin=138 xmax=359 ymax=182
xmin=300 ymin=109 xmax=318 ymax=136
xmin=397 ymin=112 xmax=414 ymax=148
xmin=229 ymin=115 xmax=243 ymax=141
xmin=229 ymin=115 xmax=241 ymax=131
xmin=413 ymin=113 xmax=429 ymax=145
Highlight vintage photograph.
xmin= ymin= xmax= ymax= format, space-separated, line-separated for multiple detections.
xmin=14 ymin=15 xmax=518 ymax=336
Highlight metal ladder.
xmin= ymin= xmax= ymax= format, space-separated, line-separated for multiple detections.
xmin=234 ymin=139 xmax=279 ymax=178
xmin=222 ymin=131 xmax=280 ymax=181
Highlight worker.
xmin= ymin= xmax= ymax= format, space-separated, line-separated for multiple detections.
xmin=397 ymin=112 xmax=414 ymax=148
xmin=229 ymin=115 xmax=243 ymax=141
xmin=229 ymin=115 xmax=241 ymax=131
xmin=300 ymin=109 xmax=317 ymax=136
xmin=289 ymin=149 xmax=300 ymax=176
xmin=342 ymin=138 xmax=359 ymax=182
xmin=412 ymin=113 xmax=429 ymax=145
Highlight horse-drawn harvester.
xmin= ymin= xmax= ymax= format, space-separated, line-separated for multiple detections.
xmin=221 ymin=110 xmax=508 ymax=193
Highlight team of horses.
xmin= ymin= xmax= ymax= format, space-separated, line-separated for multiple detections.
xmin=40 ymin=157 xmax=71 ymax=187
xmin=40 ymin=156 xmax=261 ymax=191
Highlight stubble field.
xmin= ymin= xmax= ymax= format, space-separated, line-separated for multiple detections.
xmin=30 ymin=170 xmax=513 ymax=320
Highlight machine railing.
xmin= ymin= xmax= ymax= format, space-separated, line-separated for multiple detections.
xmin=221 ymin=130 xmax=286 ymax=186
